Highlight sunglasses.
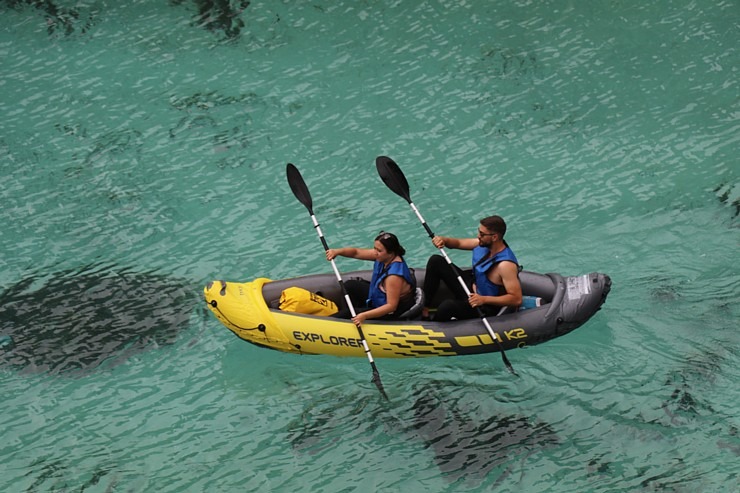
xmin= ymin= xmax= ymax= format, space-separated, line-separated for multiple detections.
xmin=477 ymin=229 xmax=496 ymax=237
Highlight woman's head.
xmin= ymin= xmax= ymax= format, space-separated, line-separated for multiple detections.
xmin=374 ymin=231 xmax=406 ymax=257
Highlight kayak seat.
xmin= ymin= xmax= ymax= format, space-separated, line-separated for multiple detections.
xmin=398 ymin=287 xmax=425 ymax=320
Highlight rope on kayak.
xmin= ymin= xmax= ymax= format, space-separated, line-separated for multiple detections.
xmin=208 ymin=299 xmax=266 ymax=333
xmin=209 ymin=299 xmax=306 ymax=353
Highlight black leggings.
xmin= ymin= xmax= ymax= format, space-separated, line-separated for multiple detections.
xmin=423 ymin=254 xmax=471 ymax=301
xmin=332 ymin=279 xmax=414 ymax=320
xmin=423 ymin=255 xmax=496 ymax=322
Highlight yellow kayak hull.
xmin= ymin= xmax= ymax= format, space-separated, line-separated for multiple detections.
xmin=203 ymin=269 xmax=611 ymax=358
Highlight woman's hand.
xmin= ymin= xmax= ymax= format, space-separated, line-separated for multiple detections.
xmin=352 ymin=311 xmax=369 ymax=326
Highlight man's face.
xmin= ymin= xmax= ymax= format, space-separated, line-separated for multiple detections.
xmin=477 ymin=227 xmax=497 ymax=247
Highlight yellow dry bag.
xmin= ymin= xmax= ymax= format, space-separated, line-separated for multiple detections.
xmin=279 ymin=287 xmax=338 ymax=316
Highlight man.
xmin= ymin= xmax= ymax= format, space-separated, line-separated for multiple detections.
xmin=422 ymin=215 xmax=522 ymax=321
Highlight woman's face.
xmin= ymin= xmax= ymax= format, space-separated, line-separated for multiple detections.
xmin=374 ymin=240 xmax=394 ymax=263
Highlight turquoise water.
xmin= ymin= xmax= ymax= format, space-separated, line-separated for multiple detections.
xmin=1 ymin=0 xmax=738 ymax=491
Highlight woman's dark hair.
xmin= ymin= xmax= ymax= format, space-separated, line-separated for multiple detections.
xmin=375 ymin=231 xmax=406 ymax=256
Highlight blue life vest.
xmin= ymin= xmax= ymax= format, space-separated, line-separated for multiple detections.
xmin=367 ymin=259 xmax=415 ymax=309
xmin=471 ymin=245 xmax=518 ymax=297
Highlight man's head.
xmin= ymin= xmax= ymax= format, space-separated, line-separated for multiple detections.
xmin=477 ymin=215 xmax=506 ymax=246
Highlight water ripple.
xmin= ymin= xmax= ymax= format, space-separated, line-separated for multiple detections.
xmin=1 ymin=1 xmax=738 ymax=491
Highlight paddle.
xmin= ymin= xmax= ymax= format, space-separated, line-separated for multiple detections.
xmin=375 ymin=156 xmax=516 ymax=375
xmin=286 ymin=163 xmax=390 ymax=400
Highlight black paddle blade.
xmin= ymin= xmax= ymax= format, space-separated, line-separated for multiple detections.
xmin=376 ymin=156 xmax=412 ymax=203
xmin=286 ymin=163 xmax=313 ymax=213
xmin=371 ymin=369 xmax=390 ymax=401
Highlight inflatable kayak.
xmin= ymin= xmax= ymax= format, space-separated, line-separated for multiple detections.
xmin=203 ymin=268 xmax=611 ymax=358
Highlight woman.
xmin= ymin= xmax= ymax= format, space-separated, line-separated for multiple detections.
xmin=326 ymin=231 xmax=416 ymax=325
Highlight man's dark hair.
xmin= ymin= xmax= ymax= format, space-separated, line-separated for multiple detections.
xmin=480 ymin=215 xmax=507 ymax=238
